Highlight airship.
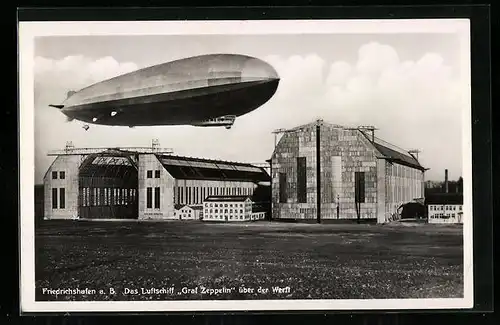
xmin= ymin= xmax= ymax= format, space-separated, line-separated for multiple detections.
xmin=49 ymin=54 xmax=280 ymax=130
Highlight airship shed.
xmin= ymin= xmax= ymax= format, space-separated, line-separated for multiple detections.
xmin=270 ymin=119 xmax=427 ymax=224
xmin=42 ymin=141 xmax=270 ymax=221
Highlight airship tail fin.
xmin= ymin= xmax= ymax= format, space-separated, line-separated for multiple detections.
xmin=49 ymin=104 xmax=65 ymax=109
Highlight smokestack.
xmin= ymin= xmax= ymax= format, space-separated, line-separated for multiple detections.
xmin=445 ymin=169 xmax=449 ymax=193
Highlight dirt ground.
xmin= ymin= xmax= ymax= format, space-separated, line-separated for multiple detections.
xmin=35 ymin=220 xmax=464 ymax=301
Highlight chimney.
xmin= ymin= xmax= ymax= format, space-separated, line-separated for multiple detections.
xmin=445 ymin=169 xmax=449 ymax=193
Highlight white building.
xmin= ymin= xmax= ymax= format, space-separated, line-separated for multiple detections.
xmin=174 ymin=204 xmax=202 ymax=220
xmin=426 ymin=193 xmax=463 ymax=224
xmin=202 ymin=195 xmax=254 ymax=222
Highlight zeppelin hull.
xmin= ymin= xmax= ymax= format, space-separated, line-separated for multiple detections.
xmin=54 ymin=54 xmax=280 ymax=127
xmin=61 ymin=79 xmax=279 ymax=126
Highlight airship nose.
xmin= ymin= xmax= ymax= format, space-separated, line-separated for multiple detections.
xmin=241 ymin=57 xmax=280 ymax=82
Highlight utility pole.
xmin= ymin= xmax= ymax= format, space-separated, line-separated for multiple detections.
xmin=336 ymin=194 xmax=340 ymax=219
xmin=316 ymin=121 xmax=322 ymax=224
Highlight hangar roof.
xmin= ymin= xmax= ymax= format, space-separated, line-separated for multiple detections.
xmin=371 ymin=139 xmax=426 ymax=171
xmin=272 ymin=120 xmax=426 ymax=171
xmin=157 ymin=155 xmax=269 ymax=182
xmin=205 ymin=195 xmax=252 ymax=202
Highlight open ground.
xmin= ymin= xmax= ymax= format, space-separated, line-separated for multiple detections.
xmin=35 ymin=220 xmax=463 ymax=301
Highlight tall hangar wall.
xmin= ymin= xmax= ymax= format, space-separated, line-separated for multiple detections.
xmin=137 ymin=154 xmax=175 ymax=220
xmin=270 ymin=120 xmax=426 ymax=223
xmin=43 ymin=155 xmax=83 ymax=220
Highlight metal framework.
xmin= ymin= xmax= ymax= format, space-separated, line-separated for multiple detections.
xmin=48 ymin=146 xmax=174 ymax=156
xmin=78 ymin=151 xmax=139 ymax=219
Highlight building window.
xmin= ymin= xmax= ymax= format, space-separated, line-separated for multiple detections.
xmin=154 ymin=187 xmax=160 ymax=209
xmin=59 ymin=188 xmax=65 ymax=209
xmin=146 ymin=187 xmax=153 ymax=209
xmin=155 ymin=170 xmax=160 ymax=178
xmin=279 ymin=172 xmax=287 ymax=203
xmin=59 ymin=171 xmax=65 ymax=180
xmin=52 ymin=188 xmax=58 ymax=209
xmin=297 ymin=157 xmax=307 ymax=203
xmin=52 ymin=171 xmax=58 ymax=180
xmin=147 ymin=170 xmax=153 ymax=178
xmin=187 ymin=187 xmax=192 ymax=205
xmin=355 ymin=172 xmax=366 ymax=203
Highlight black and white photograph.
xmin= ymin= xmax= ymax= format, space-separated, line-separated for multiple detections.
xmin=19 ymin=18 xmax=473 ymax=312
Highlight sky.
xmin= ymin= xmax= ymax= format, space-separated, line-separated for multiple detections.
xmin=33 ymin=33 xmax=464 ymax=184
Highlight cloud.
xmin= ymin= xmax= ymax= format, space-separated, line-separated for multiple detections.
xmin=34 ymin=55 xmax=140 ymax=183
xmin=34 ymin=42 xmax=462 ymax=183
xmin=264 ymin=42 xmax=462 ymax=180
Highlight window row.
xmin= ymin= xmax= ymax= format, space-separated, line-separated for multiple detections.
xmin=430 ymin=205 xmax=462 ymax=211
xmin=205 ymin=215 xmax=247 ymax=220
xmin=52 ymin=188 xmax=65 ymax=209
xmin=205 ymin=202 xmax=245 ymax=208
xmin=51 ymin=171 xmax=66 ymax=180
xmin=146 ymin=170 xmax=161 ymax=179
xmin=205 ymin=209 xmax=245 ymax=214
xmin=175 ymin=186 xmax=252 ymax=205
xmin=430 ymin=213 xmax=460 ymax=219
xmin=81 ymin=187 xmax=137 ymax=207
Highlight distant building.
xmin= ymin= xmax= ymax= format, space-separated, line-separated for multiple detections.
xmin=270 ymin=120 xmax=427 ymax=223
xmin=202 ymin=195 xmax=258 ymax=222
xmin=426 ymin=193 xmax=463 ymax=224
xmin=43 ymin=144 xmax=269 ymax=220
xmin=174 ymin=204 xmax=202 ymax=220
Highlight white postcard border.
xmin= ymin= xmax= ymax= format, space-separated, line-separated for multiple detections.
xmin=19 ymin=18 xmax=473 ymax=313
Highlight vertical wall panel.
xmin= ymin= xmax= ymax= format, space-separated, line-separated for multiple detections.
xmin=297 ymin=157 xmax=307 ymax=203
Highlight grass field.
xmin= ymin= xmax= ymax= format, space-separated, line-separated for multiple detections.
xmin=35 ymin=220 xmax=463 ymax=301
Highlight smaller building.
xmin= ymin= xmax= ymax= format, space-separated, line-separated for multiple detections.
xmin=203 ymin=195 xmax=253 ymax=222
xmin=174 ymin=204 xmax=202 ymax=220
xmin=426 ymin=193 xmax=463 ymax=224
xmin=251 ymin=212 xmax=266 ymax=221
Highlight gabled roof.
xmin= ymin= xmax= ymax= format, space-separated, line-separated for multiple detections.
xmin=205 ymin=195 xmax=252 ymax=202
xmin=272 ymin=120 xmax=426 ymax=171
xmin=425 ymin=193 xmax=463 ymax=205
xmin=357 ymin=129 xmax=425 ymax=171
xmin=371 ymin=140 xmax=426 ymax=171
xmin=157 ymin=155 xmax=269 ymax=182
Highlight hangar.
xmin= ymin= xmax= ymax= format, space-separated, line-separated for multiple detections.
xmin=43 ymin=141 xmax=270 ymax=220
xmin=270 ymin=119 xmax=428 ymax=223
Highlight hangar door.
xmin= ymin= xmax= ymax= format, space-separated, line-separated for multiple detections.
xmin=78 ymin=152 xmax=138 ymax=219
